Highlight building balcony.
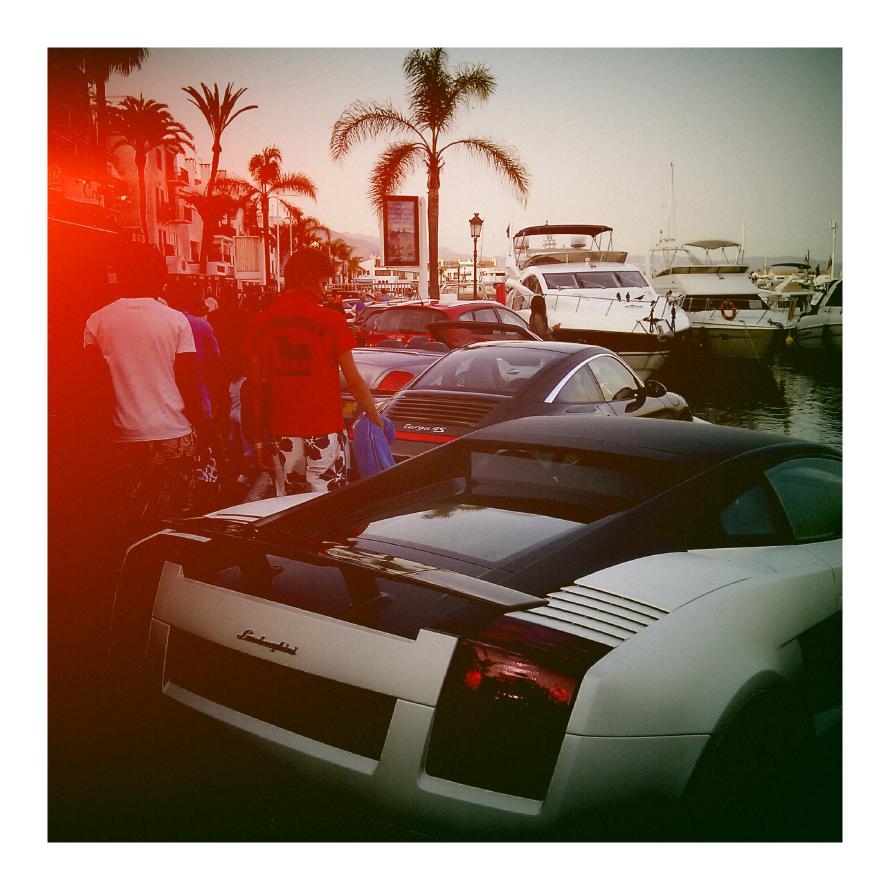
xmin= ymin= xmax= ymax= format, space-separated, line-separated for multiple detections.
xmin=159 ymin=201 xmax=191 ymax=224
xmin=166 ymin=167 xmax=190 ymax=186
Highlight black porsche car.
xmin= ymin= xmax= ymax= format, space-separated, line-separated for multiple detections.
xmin=380 ymin=339 xmax=692 ymax=460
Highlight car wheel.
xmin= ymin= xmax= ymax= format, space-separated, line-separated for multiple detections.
xmin=681 ymin=689 xmax=814 ymax=840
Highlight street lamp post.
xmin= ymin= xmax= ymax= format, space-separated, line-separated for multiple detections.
xmin=469 ymin=212 xmax=484 ymax=298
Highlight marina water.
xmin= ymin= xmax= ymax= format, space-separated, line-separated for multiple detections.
xmin=658 ymin=349 xmax=842 ymax=448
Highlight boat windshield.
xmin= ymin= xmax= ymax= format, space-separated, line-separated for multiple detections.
xmin=683 ymin=295 xmax=769 ymax=312
xmin=543 ymin=270 xmax=648 ymax=290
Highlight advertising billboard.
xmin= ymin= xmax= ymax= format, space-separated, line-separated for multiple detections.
xmin=382 ymin=195 xmax=420 ymax=268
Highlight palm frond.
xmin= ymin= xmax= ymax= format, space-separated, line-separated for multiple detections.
xmin=368 ymin=141 xmax=426 ymax=215
xmin=110 ymin=94 xmax=194 ymax=155
xmin=402 ymin=48 xmax=453 ymax=130
xmin=441 ymin=137 xmax=530 ymax=205
xmin=82 ymin=48 xmax=148 ymax=80
xmin=214 ymin=173 xmax=258 ymax=202
xmin=182 ymin=81 xmax=257 ymax=141
xmin=450 ymin=64 xmax=496 ymax=108
xmin=273 ymin=172 xmax=317 ymax=200
xmin=248 ymin=146 xmax=282 ymax=183
xmin=179 ymin=189 xmax=238 ymax=221
xmin=277 ymin=202 xmax=331 ymax=244
xmin=330 ymin=101 xmax=424 ymax=160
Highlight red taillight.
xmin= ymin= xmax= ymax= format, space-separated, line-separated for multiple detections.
xmin=395 ymin=431 xmax=455 ymax=443
xmin=464 ymin=669 xmax=483 ymax=690
xmin=458 ymin=641 xmax=579 ymax=707
xmin=426 ymin=616 xmax=611 ymax=800
xmin=376 ymin=371 xmax=414 ymax=394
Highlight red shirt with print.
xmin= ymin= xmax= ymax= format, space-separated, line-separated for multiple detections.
xmin=242 ymin=290 xmax=356 ymax=436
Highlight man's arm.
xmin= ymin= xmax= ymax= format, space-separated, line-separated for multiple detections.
xmin=83 ymin=344 xmax=115 ymax=439
xmin=246 ymin=354 xmax=274 ymax=468
xmin=174 ymin=352 xmax=209 ymax=439
xmin=339 ymin=351 xmax=383 ymax=428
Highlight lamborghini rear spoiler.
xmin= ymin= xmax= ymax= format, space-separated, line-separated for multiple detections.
xmin=167 ymin=517 xmax=548 ymax=613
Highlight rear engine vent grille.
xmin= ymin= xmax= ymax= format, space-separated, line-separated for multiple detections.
xmin=518 ymin=585 xmax=669 ymax=648
xmin=386 ymin=392 xmax=499 ymax=428
xmin=165 ymin=630 xmax=396 ymax=760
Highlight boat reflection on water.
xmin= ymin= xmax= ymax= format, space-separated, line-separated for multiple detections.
xmin=658 ymin=350 xmax=841 ymax=447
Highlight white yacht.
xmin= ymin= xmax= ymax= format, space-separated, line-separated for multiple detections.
xmin=505 ymin=224 xmax=690 ymax=379
xmin=755 ymin=262 xmax=818 ymax=320
xmin=648 ymin=239 xmax=791 ymax=361
xmin=795 ymin=279 xmax=842 ymax=353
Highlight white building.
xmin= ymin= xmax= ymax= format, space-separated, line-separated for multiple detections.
xmin=111 ymin=144 xmax=239 ymax=283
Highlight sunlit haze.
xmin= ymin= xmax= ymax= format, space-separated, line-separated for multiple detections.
xmin=108 ymin=47 xmax=842 ymax=263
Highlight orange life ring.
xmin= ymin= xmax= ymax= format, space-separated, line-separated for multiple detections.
xmin=720 ymin=300 xmax=738 ymax=321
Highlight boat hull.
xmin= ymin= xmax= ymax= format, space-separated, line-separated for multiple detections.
xmin=686 ymin=319 xmax=785 ymax=361
xmin=795 ymin=319 xmax=842 ymax=353
xmin=553 ymin=329 xmax=681 ymax=380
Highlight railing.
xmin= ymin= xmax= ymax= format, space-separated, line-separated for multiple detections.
xmin=159 ymin=201 xmax=191 ymax=224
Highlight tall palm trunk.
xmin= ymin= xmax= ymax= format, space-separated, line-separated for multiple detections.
xmin=261 ymin=192 xmax=271 ymax=286
xmin=427 ymin=163 xmax=441 ymax=300
xmin=198 ymin=143 xmax=222 ymax=274
xmin=94 ymin=70 xmax=109 ymax=179
xmin=135 ymin=150 xmax=150 ymax=244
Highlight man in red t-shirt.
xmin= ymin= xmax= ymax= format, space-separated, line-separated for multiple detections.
xmin=243 ymin=248 xmax=382 ymax=494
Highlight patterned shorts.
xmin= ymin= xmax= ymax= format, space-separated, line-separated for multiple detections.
xmin=270 ymin=430 xmax=350 ymax=495
xmin=112 ymin=430 xmax=198 ymax=544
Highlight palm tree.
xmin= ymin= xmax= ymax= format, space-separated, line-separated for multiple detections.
xmin=82 ymin=49 xmax=149 ymax=175
xmin=110 ymin=95 xmax=194 ymax=244
xmin=270 ymin=206 xmax=331 ymax=271
xmin=181 ymin=81 xmax=258 ymax=272
xmin=180 ymin=189 xmax=239 ymax=265
xmin=323 ymin=237 xmax=360 ymax=284
xmin=281 ymin=205 xmax=331 ymax=248
xmin=220 ymin=146 xmax=317 ymax=285
xmin=330 ymin=48 xmax=529 ymax=299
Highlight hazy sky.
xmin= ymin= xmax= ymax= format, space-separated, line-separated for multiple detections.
xmin=107 ymin=47 xmax=841 ymax=262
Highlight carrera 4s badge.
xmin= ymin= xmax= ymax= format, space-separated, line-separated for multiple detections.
xmin=404 ymin=423 xmax=447 ymax=433
xmin=237 ymin=629 xmax=298 ymax=656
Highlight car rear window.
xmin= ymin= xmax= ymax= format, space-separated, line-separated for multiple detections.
xmin=333 ymin=444 xmax=692 ymax=567
xmin=375 ymin=308 xmax=444 ymax=332
xmin=412 ymin=345 xmax=560 ymax=394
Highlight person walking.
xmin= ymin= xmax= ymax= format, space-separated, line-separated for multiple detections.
xmin=83 ymin=242 xmax=206 ymax=547
xmin=242 ymin=247 xmax=383 ymax=495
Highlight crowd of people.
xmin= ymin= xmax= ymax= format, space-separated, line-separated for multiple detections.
xmin=83 ymin=240 xmax=382 ymax=554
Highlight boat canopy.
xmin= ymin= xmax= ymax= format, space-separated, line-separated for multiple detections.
xmin=514 ymin=225 xmax=613 ymax=239
xmin=684 ymin=239 xmax=742 ymax=250
xmin=519 ymin=251 xmax=628 ymax=270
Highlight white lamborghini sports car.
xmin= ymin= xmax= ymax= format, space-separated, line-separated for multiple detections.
xmin=110 ymin=415 xmax=841 ymax=838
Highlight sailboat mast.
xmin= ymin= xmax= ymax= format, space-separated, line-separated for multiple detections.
xmin=829 ymin=219 xmax=838 ymax=277
xmin=666 ymin=162 xmax=676 ymax=242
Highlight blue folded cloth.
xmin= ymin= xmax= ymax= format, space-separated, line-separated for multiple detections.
xmin=353 ymin=414 xmax=396 ymax=478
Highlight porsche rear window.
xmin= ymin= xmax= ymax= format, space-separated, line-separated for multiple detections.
xmin=412 ymin=345 xmax=559 ymax=394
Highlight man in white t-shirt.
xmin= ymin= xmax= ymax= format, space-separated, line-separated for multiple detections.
xmin=84 ymin=243 xmax=205 ymax=545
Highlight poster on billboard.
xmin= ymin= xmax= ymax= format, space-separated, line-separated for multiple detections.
xmin=382 ymin=195 xmax=420 ymax=267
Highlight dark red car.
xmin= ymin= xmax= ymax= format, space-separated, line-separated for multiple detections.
xmin=355 ymin=300 xmax=532 ymax=347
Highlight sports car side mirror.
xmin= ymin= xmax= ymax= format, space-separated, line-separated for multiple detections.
xmin=644 ymin=379 xmax=667 ymax=398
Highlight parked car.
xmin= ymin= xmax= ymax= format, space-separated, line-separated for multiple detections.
xmin=380 ymin=339 xmax=692 ymax=460
xmin=111 ymin=415 xmax=841 ymax=838
xmin=355 ymin=301 xmax=532 ymax=347
xmin=340 ymin=321 xmax=540 ymax=427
